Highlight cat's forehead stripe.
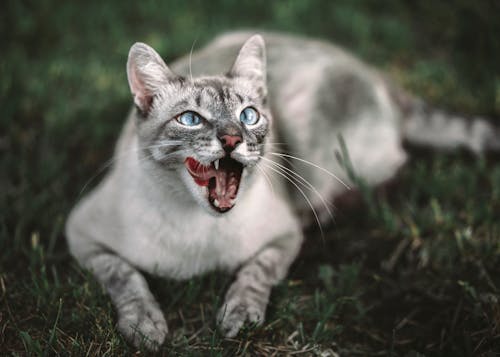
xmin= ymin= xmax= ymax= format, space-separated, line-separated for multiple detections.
xmin=200 ymin=79 xmax=230 ymax=104
xmin=193 ymin=77 xmax=254 ymax=107
xmin=195 ymin=93 xmax=202 ymax=107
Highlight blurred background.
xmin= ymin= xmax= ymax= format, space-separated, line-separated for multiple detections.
xmin=1 ymin=0 xmax=499 ymax=355
xmin=1 ymin=0 xmax=499 ymax=232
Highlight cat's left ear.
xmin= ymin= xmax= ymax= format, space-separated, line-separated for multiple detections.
xmin=229 ymin=35 xmax=266 ymax=90
xmin=127 ymin=42 xmax=177 ymax=115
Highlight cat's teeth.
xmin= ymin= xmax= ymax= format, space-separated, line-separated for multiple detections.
xmin=213 ymin=199 xmax=220 ymax=208
xmin=214 ymin=159 xmax=220 ymax=170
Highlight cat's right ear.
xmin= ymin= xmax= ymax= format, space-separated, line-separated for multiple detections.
xmin=127 ymin=42 xmax=177 ymax=115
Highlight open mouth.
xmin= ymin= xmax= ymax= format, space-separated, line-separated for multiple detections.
xmin=185 ymin=156 xmax=244 ymax=212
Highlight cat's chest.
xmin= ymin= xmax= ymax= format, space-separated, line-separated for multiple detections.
xmin=107 ymin=174 xmax=297 ymax=280
xmin=118 ymin=205 xmax=266 ymax=279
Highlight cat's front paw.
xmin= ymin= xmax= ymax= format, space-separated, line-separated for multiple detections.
xmin=117 ymin=301 xmax=168 ymax=350
xmin=217 ymin=296 xmax=266 ymax=338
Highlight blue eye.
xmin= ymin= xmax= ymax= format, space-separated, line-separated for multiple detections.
xmin=240 ymin=107 xmax=260 ymax=126
xmin=177 ymin=111 xmax=202 ymax=126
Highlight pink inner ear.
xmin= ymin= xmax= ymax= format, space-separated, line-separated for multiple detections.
xmin=129 ymin=67 xmax=153 ymax=113
xmin=137 ymin=95 xmax=153 ymax=112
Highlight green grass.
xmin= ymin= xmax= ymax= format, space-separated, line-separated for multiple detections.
xmin=1 ymin=0 xmax=500 ymax=355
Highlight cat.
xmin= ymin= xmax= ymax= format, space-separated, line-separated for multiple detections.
xmin=65 ymin=31 xmax=499 ymax=350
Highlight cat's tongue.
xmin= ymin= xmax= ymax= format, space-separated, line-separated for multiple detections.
xmin=185 ymin=157 xmax=242 ymax=212
xmin=185 ymin=157 xmax=215 ymax=186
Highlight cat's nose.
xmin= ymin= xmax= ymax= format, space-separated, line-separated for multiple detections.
xmin=219 ymin=135 xmax=242 ymax=152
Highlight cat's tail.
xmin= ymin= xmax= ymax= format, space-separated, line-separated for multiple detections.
xmin=392 ymin=88 xmax=500 ymax=155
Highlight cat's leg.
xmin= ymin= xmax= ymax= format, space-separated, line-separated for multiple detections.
xmin=85 ymin=251 xmax=168 ymax=350
xmin=217 ymin=232 xmax=302 ymax=337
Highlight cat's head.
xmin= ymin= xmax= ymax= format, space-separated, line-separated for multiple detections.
xmin=126 ymin=35 xmax=270 ymax=214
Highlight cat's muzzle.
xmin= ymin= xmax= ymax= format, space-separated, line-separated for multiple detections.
xmin=185 ymin=156 xmax=244 ymax=213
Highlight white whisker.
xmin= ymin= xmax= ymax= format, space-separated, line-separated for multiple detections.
xmin=259 ymin=142 xmax=288 ymax=146
xmin=259 ymin=156 xmax=333 ymax=220
xmin=78 ymin=144 xmax=186 ymax=197
xmin=189 ymin=38 xmax=198 ymax=84
xmin=261 ymin=162 xmax=324 ymax=238
xmin=146 ymin=141 xmax=184 ymax=149
xmin=270 ymin=152 xmax=351 ymax=189
xmin=258 ymin=143 xmax=301 ymax=169
xmin=255 ymin=162 xmax=275 ymax=198
xmin=78 ymin=157 xmax=117 ymax=197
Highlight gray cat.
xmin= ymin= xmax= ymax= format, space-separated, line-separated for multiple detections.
xmin=65 ymin=31 xmax=499 ymax=349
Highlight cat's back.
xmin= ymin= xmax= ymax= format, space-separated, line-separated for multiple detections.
xmin=172 ymin=31 xmax=377 ymax=94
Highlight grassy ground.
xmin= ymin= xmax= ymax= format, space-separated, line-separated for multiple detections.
xmin=1 ymin=0 xmax=500 ymax=355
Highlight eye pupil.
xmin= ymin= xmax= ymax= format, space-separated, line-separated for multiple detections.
xmin=240 ymin=107 xmax=259 ymax=125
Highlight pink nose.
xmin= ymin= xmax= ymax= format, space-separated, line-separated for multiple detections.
xmin=220 ymin=135 xmax=242 ymax=150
